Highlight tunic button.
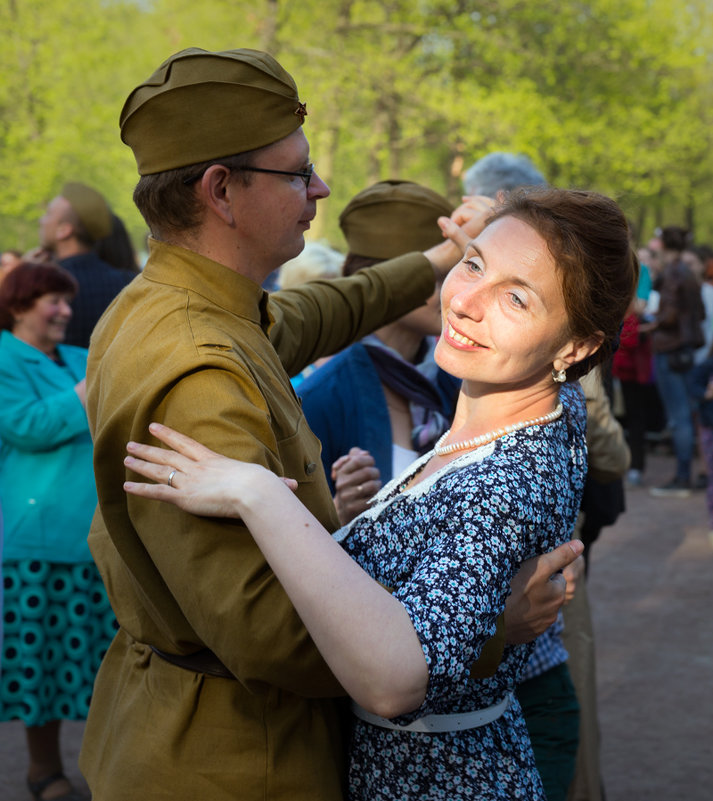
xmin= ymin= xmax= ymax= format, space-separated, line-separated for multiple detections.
xmin=305 ymin=462 xmax=317 ymax=475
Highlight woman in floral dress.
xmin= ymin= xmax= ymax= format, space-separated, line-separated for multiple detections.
xmin=122 ymin=188 xmax=638 ymax=800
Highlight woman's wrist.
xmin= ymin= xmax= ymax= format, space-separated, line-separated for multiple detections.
xmin=231 ymin=463 xmax=286 ymax=520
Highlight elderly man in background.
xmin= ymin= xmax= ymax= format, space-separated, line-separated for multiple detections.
xmin=37 ymin=182 xmax=132 ymax=346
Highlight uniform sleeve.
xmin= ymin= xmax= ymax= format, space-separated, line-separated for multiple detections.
xmin=121 ymin=364 xmax=345 ymax=697
xmin=269 ymin=253 xmax=435 ymax=376
xmin=0 ymin=361 xmax=88 ymax=451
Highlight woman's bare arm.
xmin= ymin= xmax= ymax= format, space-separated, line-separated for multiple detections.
xmin=124 ymin=423 xmax=428 ymax=718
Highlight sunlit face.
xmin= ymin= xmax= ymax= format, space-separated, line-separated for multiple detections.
xmin=12 ymin=292 xmax=73 ymax=354
xmin=435 ymin=215 xmax=577 ymax=392
xmin=227 ymin=128 xmax=330 ymax=280
xmin=39 ymin=195 xmax=72 ymax=252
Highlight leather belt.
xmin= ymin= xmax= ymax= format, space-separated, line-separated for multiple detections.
xmin=150 ymin=646 xmax=236 ymax=679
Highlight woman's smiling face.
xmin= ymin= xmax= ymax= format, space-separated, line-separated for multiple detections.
xmin=12 ymin=291 xmax=73 ymax=355
xmin=435 ymin=215 xmax=577 ymax=392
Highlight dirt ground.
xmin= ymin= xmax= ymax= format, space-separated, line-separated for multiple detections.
xmin=588 ymin=450 xmax=713 ymax=800
xmin=1 ymin=450 xmax=711 ymax=800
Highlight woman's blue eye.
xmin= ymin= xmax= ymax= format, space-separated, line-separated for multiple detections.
xmin=510 ymin=293 xmax=526 ymax=308
xmin=464 ymin=258 xmax=482 ymax=273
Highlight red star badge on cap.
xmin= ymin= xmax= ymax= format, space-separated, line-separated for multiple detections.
xmin=294 ymin=102 xmax=307 ymax=123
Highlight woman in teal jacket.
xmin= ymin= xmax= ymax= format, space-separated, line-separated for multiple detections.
xmin=0 ymin=262 xmax=115 ymax=801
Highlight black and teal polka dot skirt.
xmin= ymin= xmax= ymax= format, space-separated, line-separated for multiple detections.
xmin=1 ymin=559 xmax=118 ymax=726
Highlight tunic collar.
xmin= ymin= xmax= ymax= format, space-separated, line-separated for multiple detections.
xmin=142 ymin=238 xmax=274 ymax=332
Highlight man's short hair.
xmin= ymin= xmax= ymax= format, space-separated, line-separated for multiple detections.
xmin=132 ymin=151 xmax=257 ymax=239
xmin=462 ymin=152 xmax=547 ymax=198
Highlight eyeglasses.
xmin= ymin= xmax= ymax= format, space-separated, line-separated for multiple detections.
xmin=242 ymin=164 xmax=314 ymax=188
xmin=183 ymin=163 xmax=314 ymax=188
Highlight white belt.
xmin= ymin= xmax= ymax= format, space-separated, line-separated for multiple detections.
xmin=351 ymin=692 xmax=512 ymax=733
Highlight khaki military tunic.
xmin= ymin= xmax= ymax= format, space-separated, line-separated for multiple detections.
xmin=79 ymin=239 xmax=435 ymax=801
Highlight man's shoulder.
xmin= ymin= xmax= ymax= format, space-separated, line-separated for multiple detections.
xmin=60 ymin=251 xmax=116 ymax=272
xmin=60 ymin=252 xmax=134 ymax=287
xmin=93 ymin=277 xmax=258 ymax=373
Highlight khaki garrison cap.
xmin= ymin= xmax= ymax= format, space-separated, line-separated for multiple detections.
xmin=60 ymin=182 xmax=112 ymax=242
xmin=339 ymin=181 xmax=454 ymax=260
xmin=120 ymin=47 xmax=308 ymax=175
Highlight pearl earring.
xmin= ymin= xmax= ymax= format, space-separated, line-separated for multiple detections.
xmin=552 ymin=367 xmax=567 ymax=384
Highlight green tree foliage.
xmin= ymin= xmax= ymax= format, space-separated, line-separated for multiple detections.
xmin=0 ymin=0 xmax=153 ymax=246
xmin=0 ymin=0 xmax=711 ymax=252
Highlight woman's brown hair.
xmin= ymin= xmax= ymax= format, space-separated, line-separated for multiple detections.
xmin=487 ymin=188 xmax=639 ymax=380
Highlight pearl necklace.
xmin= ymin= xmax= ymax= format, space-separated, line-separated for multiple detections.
xmin=433 ymin=403 xmax=563 ymax=457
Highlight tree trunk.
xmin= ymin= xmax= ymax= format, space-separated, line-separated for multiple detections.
xmin=311 ymin=121 xmax=340 ymax=241
xmin=260 ymin=0 xmax=280 ymax=54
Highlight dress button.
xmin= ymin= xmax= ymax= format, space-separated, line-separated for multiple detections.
xmin=305 ymin=462 xmax=317 ymax=475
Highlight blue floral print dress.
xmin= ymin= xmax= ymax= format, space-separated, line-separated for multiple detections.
xmin=334 ymin=382 xmax=587 ymax=800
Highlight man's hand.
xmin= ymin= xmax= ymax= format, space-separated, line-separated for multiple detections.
xmin=422 ymin=195 xmax=495 ymax=281
xmin=504 ymin=540 xmax=585 ymax=644
xmin=332 ymin=448 xmax=382 ymax=526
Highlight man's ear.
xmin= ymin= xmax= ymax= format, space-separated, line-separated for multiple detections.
xmin=553 ymin=331 xmax=604 ymax=373
xmin=199 ymin=165 xmax=236 ymax=226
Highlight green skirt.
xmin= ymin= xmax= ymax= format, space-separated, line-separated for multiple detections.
xmin=1 ymin=559 xmax=117 ymax=726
